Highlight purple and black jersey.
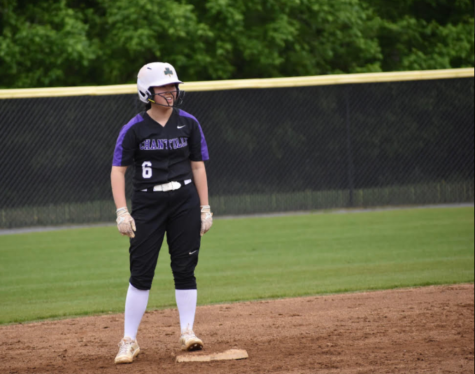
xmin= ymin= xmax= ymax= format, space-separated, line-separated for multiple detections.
xmin=113 ymin=109 xmax=209 ymax=191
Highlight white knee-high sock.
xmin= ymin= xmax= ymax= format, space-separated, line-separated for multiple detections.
xmin=124 ymin=283 xmax=150 ymax=340
xmin=175 ymin=289 xmax=198 ymax=333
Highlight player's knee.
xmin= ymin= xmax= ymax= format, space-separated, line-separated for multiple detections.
xmin=174 ymin=274 xmax=197 ymax=290
xmin=171 ymin=254 xmax=198 ymax=289
xmin=129 ymin=275 xmax=153 ymax=291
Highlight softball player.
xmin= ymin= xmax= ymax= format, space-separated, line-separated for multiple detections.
xmin=111 ymin=62 xmax=213 ymax=364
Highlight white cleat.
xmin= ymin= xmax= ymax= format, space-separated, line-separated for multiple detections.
xmin=115 ymin=337 xmax=140 ymax=364
xmin=179 ymin=328 xmax=204 ymax=351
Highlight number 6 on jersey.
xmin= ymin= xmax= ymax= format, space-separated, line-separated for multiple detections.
xmin=142 ymin=161 xmax=152 ymax=179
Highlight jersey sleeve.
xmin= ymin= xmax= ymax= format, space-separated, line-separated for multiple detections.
xmin=189 ymin=118 xmax=210 ymax=162
xmin=113 ymin=125 xmax=136 ymax=166
xmin=112 ymin=114 xmax=144 ymax=166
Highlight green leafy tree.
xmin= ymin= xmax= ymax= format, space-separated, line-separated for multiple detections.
xmin=184 ymin=0 xmax=382 ymax=80
xmin=0 ymin=0 xmax=97 ymax=88
xmin=0 ymin=0 xmax=473 ymax=88
xmin=363 ymin=0 xmax=474 ymax=71
xmin=88 ymin=0 xmax=213 ymax=84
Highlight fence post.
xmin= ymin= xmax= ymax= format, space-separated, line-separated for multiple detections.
xmin=345 ymin=86 xmax=355 ymax=207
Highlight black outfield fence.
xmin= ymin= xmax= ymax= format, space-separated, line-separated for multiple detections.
xmin=0 ymin=70 xmax=473 ymax=229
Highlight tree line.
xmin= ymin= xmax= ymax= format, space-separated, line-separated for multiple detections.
xmin=0 ymin=0 xmax=473 ymax=88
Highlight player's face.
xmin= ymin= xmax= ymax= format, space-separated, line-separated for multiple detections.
xmin=152 ymin=84 xmax=178 ymax=108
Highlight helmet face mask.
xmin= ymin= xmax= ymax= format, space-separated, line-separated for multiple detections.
xmin=148 ymin=85 xmax=185 ymax=108
xmin=137 ymin=62 xmax=185 ymax=108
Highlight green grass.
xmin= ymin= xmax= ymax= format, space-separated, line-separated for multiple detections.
xmin=0 ymin=207 xmax=473 ymax=325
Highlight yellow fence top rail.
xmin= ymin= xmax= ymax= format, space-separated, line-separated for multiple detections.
xmin=0 ymin=68 xmax=473 ymax=99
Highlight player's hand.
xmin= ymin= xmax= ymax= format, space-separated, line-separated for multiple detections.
xmin=200 ymin=205 xmax=213 ymax=236
xmin=116 ymin=207 xmax=136 ymax=238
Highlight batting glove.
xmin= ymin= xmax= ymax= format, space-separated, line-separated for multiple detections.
xmin=116 ymin=207 xmax=136 ymax=238
xmin=200 ymin=205 xmax=213 ymax=236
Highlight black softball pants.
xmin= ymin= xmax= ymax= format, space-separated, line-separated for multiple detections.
xmin=128 ymin=182 xmax=201 ymax=291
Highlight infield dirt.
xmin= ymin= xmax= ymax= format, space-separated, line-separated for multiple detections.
xmin=0 ymin=284 xmax=473 ymax=374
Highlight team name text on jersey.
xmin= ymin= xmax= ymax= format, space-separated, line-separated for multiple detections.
xmin=140 ymin=138 xmax=188 ymax=151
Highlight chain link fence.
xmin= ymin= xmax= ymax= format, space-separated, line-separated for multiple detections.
xmin=0 ymin=75 xmax=473 ymax=229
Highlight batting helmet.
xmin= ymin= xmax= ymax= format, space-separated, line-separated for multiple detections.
xmin=137 ymin=62 xmax=185 ymax=107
